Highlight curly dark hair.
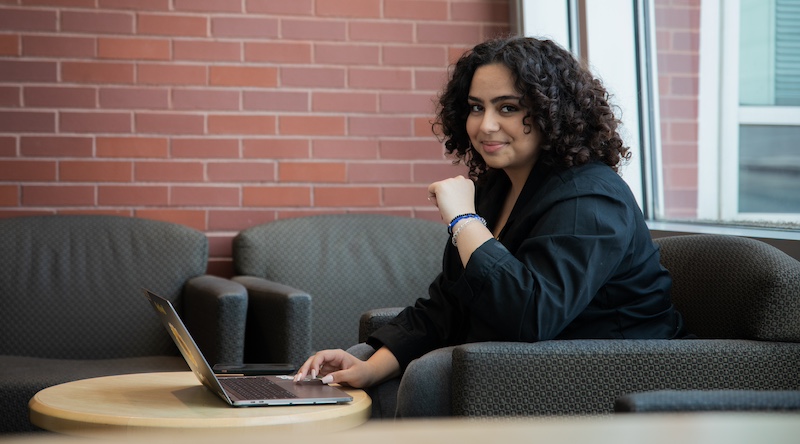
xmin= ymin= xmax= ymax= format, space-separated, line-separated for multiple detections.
xmin=434 ymin=36 xmax=631 ymax=179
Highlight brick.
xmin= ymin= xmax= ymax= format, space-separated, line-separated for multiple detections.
xmin=279 ymin=162 xmax=346 ymax=183
xmin=60 ymin=112 xmax=132 ymax=133
xmin=384 ymin=0 xmax=448 ymax=20
xmin=137 ymin=63 xmax=207 ymax=86
xmin=671 ymin=75 xmax=699 ymax=96
xmin=380 ymin=140 xmax=445 ymax=160
xmin=448 ymin=45 xmax=473 ymax=64
xmin=312 ymin=92 xmax=376 ymax=113
xmin=211 ymin=17 xmax=279 ymax=38
xmin=207 ymin=233 xmax=234 ymax=256
xmin=451 ymin=1 xmax=510 ymax=22
xmin=0 ymin=111 xmax=55 ymax=133
xmin=415 ymin=116 xmax=435 ymax=137
xmin=0 ymin=137 xmax=16 ymax=157
xmin=62 ymin=62 xmax=135 ymax=84
xmin=173 ymin=0 xmax=242 ymax=12
xmin=656 ymin=53 xmax=699 ymax=75
xmin=61 ymin=11 xmax=135 ymax=34
xmin=0 ymin=185 xmax=18 ymax=206
xmin=22 ymin=35 xmax=95 ymax=58
xmin=243 ymin=139 xmax=311 ymax=159
xmin=100 ymin=0 xmax=171 ymax=11
xmin=312 ymin=139 xmax=378 ymax=159
xmin=172 ymin=138 xmax=239 ymax=158
xmin=208 ymin=209 xmax=276 ymax=231
xmin=243 ymin=186 xmax=311 ymax=207
xmin=281 ymin=19 xmax=346 ymax=41
xmin=171 ymin=186 xmax=240 ymax=206
xmin=60 ymin=160 xmax=133 ymax=182
xmin=98 ymin=37 xmax=170 ymax=61
xmin=245 ymin=42 xmax=312 ymax=64
xmin=659 ymin=97 xmax=698 ymax=120
xmin=380 ymin=92 xmax=437 ymax=114
xmin=135 ymin=209 xmax=206 ymax=231
xmin=172 ymin=89 xmax=240 ymax=111
xmin=244 ymin=91 xmax=310 ymax=112
xmin=315 ymin=43 xmax=380 ymax=66
xmin=135 ymin=113 xmax=204 ymax=135
xmin=135 ymin=161 xmax=204 ymax=182
xmin=279 ymin=116 xmax=345 ymax=136
xmin=23 ymin=0 xmax=95 ymax=7
xmin=316 ymin=0 xmax=380 ymax=18
xmin=174 ymin=40 xmax=240 ymax=62
xmin=208 ymin=115 xmax=277 ymax=135
xmin=0 ymin=86 xmax=19 ymax=107
xmin=22 ymin=185 xmax=95 ymax=206
xmin=206 ymin=260 xmax=234 ymax=278
xmin=98 ymin=185 xmax=168 ymax=205
xmin=349 ymin=116 xmax=412 ymax=137
xmin=383 ymin=185 xmax=431 ymax=207
xmin=245 ymin=0 xmax=313 ymax=15
xmin=349 ymin=68 xmax=412 ymax=90
xmin=415 ymin=69 xmax=448 ymax=91
xmin=413 ymin=161 xmax=467 ymax=183
xmin=97 ymin=136 xmax=169 ymax=158
xmin=21 ymin=136 xmax=93 ymax=157
xmin=0 ymin=34 xmax=19 ymax=56
xmin=210 ymin=66 xmax=278 ymax=88
xmin=0 ymin=60 xmax=57 ymax=82
xmin=349 ymin=22 xmax=413 ymax=43
xmin=384 ymin=45 xmax=447 ymax=68
xmin=349 ymin=162 xmax=412 ymax=183
xmin=417 ymin=23 xmax=482 ymax=44
xmin=0 ymin=160 xmax=56 ymax=181
xmin=24 ymin=86 xmax=96 ymax=109
xmin=314 ymin=186 xmax=380 ymax=207
xmin=99 ymin=87 xmax=169 ymax=109
xmin=0 ymin=8 xmax=57 ymax=31
xmin=137 ymin=13 xmax=207 ymax=37
xmin=280 ymin=67 xmax=346 ymax=88
xmin=207 ymin=161 xmax=275 ymax=182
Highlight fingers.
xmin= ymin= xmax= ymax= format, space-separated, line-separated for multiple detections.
xmin=293 ymin=349 xmax=350 ymax=383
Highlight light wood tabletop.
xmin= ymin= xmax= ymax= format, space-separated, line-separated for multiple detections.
xmin=28 ymin=371 xmax=371 ymax=436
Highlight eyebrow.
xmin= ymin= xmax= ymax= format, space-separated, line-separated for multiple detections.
xmin=467 ymin=95 xmax=522 ymax=104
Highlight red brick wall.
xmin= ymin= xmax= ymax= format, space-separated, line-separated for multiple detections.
xmin=0 ymin=0 xmax=510 ymax=276
xmin=654 ymin=0 xmax=700 ymax=219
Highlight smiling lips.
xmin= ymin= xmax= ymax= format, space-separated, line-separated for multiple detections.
xmin=480 ymin=140 xmax=507 ymax=154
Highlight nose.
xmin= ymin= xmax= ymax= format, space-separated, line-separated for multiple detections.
xmin=479 ymin=111 xmax=499 ymax=133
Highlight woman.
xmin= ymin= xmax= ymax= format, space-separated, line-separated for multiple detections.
xmin=294 ymin=36 xmax=687 ymax=417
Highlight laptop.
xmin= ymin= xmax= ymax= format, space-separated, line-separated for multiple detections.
xmin=143 ymin=289 xmax=353 ymax=407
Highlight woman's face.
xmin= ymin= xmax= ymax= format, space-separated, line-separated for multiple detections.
xmin=466 ymin=63 xmax=541 ymax=181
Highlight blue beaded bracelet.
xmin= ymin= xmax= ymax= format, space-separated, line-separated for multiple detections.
xmin=447 ymin=213 xmax=485 ymax=235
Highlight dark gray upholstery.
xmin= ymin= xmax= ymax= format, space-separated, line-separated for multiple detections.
xmin=360 ymin=233 xmax=800 ymax=417
xmin=614 ymin=389 xmax=800 ymax=412
xmin=233 ymin=214 xmax=444 ymax=363
xmin=0 ymin=215 xmax=249 ymax=434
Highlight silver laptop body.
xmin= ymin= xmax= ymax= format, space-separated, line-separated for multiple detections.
xmin=143 ymin=289 xmax=353 ymax=407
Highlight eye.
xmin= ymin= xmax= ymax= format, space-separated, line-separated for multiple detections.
xmin=469 ymin=103 xmax=483 ymax=113
xmin=500 ymin=104 xmax=519 ymax=113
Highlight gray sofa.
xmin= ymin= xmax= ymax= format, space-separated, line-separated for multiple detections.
xmin=0 ymin=215 xmax=248 ymax=434
xmin=361 ymin=234 xmax=800 ymax=417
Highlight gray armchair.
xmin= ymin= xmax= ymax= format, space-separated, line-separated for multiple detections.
xmin=232 ymin=214 xmax=444 ymax=366
xmin=361 ymin=234 xmax=800 ymax=417
xmin=0 ymin=215 xmax=248 ymax=434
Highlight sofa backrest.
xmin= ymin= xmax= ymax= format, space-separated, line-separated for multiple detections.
xmin=233 ymin=214 xmax=444 ymax=351
xmin=0 ymin=215 xmax=208 ymax=359
xmin=654 ymin=234 xmax=800 ymax=342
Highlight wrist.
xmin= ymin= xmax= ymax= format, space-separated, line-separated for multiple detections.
xmin=447 ymin=213 xmax=482 ymax=234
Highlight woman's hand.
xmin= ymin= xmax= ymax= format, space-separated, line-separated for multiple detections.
xmin=293 ymin=347 xmax=400 ymax=388
xmin=427 ymin=175 xmax=477 ymax=222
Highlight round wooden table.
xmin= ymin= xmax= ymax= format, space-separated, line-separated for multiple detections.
xmin=29 ymin=372 xmax=371 ymax=436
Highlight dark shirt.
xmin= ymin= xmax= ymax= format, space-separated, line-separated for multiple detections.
xmin=368 ymin=161 xmax=687 ymax=370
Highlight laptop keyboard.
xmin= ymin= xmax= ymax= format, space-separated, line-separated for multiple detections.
xmin=221 ymin=377 xmax=298 ymax=400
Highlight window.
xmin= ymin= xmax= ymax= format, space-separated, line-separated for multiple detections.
xmin=514 ymin=0 xmax=800 ymax=231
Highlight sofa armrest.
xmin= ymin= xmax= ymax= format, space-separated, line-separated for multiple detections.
xmin=614 ymin=389 xmax=800 ymax=412
xmin=451 ymin=339 xmax=800 ymax=417
xmin=183 ymin=275 xmax=248 ymax=366
xmin=232 ymin=276 xmax=312 ymax=368
xmin=358 ymin=307 xmax=404 ymax=343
